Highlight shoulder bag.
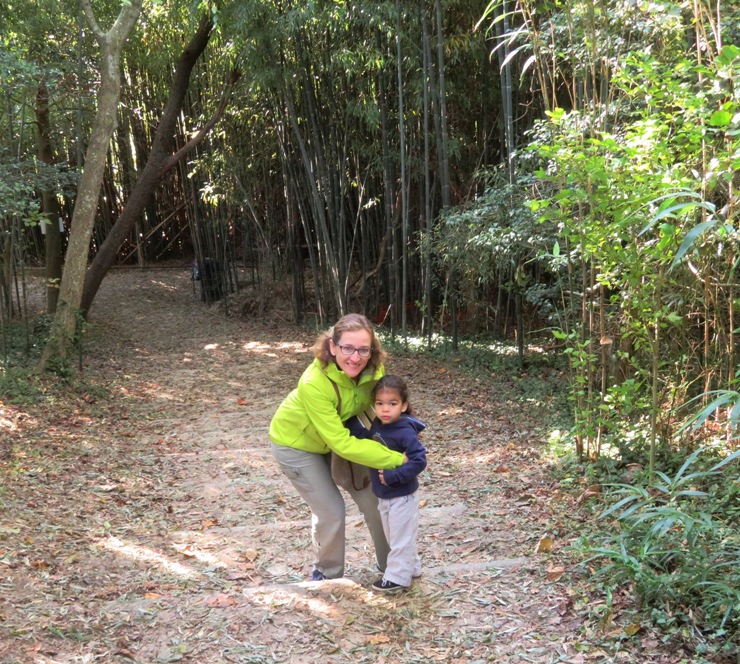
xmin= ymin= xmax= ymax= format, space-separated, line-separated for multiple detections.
xmin=327 ymin=379 xmax=371 ymax=492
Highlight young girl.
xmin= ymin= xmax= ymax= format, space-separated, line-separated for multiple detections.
xmin=346 ymin=375 xmax=427 ymax=593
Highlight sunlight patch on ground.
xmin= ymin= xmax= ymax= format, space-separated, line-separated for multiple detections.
xmin=244 ymin=579 xmax=383 ymax=617
xmin=250 ymin=588 xmax=336 ymax=616
xmin=100 ymin=536 xmax=198 ymax=578
xmin=150 ymin=279 xmax=179 ymax=292
xmin=470 ymin=451 xmax=502 ymax=464
xmin=170 ymin=541 xmax=225 ymax=568
xmin=437 ymin=407 xmax=465 ymax=416
xmin=241 ymin=340 xmax=308 ymax=359
xmin=0 ymin=411 xmax=19 ymax=431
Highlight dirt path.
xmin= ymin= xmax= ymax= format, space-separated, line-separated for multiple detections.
xmin=0 ymin=269 xmax=692 ymax=663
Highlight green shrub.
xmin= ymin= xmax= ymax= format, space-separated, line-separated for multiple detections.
xmin=583 ymin=448 xmax=740 ymax=655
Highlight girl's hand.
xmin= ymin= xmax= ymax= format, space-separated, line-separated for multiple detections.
xmin=378 ymin=469 xmax=387 ymax=485
xmin=402 ymin=453 xmax=409 ymax=464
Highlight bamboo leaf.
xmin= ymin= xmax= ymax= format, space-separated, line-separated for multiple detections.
xmin=670 ymin=219 xmax=719 ymax=267
xmin=673 ymin=448 xmax=704 ymax=482
xmin=599 ymin=493 xmax=641 ymax=520
xmin=500 ymin=42 xmax=531 ymax=71
xmin=709 ymin=448 xmax=740 ymax=472
xmin=520 ymin=54 xmax=537 ymax=78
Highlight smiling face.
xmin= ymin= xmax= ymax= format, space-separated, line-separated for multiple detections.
xmin=373 ymin=387 xmax=408 ymax=425
xmin=329 ymin=329 xmax=373 ymax=379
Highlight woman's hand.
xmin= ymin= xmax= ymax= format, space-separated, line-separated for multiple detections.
xmin=402 ymin=453 xmax=409 ymax=464
xmin=378 ymin=469 xmax=387 ymax=485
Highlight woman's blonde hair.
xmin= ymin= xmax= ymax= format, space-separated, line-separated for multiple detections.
xmin=313 ymin=313 xmax=386 ymax=370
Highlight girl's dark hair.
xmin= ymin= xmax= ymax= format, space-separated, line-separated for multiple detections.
xmin=313 ymin=313 xmax=386 ymax=370
xmin=373 ymin=375 xmax=412 ymax=415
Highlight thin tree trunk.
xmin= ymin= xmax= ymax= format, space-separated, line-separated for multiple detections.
xmin=35 ymin=78 xmax=63 ymax=314
xmin=396 ymin=0 xmax=408 ymax=338
xmin=434 ymin=0 xmax=450 ymax=209
xmin=377 ymin=29 xmax=395 ymax=330
xmin=421 ymin=0 xmax=433 ymax=348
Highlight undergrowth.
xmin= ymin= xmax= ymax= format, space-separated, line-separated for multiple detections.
xmin=577 ymin=447 xmax=740 ymax=660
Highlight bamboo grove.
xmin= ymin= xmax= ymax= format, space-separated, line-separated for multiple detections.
xmin=2 ymin=0 xmax=740 ymax=462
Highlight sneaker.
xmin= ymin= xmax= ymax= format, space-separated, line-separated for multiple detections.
xmin=372 ymin=578 xmax=406 ymax=594
xmin=311 ymin=569 xmax=326 ymax=581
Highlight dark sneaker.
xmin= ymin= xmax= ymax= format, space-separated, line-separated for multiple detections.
xmin=311 ymin=569 xmax=326 ymax=581
xmin=372 ymin=578 xmax=406 ymax=594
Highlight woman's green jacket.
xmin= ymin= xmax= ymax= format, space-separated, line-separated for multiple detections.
xmin=269 ymin=358 xmax=404 ymax=470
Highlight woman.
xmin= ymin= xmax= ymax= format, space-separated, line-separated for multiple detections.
xmin=269 ymin=314 xmax=405 ymax=581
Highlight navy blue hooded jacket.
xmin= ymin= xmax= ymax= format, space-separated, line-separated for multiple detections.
xmin=346 ymin=414 xmax=427 ymax=499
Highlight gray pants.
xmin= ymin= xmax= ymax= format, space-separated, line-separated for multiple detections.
xmin=379 ymin=492 xmax=422 ymax=586
xmin=271 ymin=442 xmax=390 ymax=579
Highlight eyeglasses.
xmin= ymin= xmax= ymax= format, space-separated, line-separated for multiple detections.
xmin=337 ymin=344 xmax=372 ymax=358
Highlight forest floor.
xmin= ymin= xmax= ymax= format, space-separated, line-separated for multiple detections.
xmin=0 ymin=268 xmax=708 ymax=664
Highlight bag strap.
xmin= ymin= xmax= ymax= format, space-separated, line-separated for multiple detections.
xmin=328 ymin=377 xmax=342 ymax=416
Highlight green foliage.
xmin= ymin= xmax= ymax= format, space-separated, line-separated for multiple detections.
xmin=0 ymin=368 xmax=46 ymax=405
xmin=583 ymin=449 xmax=740 ymax=654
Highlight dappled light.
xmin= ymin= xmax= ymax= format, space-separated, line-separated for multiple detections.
xmin=245 ymin=578 xmax=391 ymax=619
xmin=2 ymin=0 xmax=735 ymax=651
xmin=240 ymin=339 xmax=308 ymax=359
xmin=100 ymin=536 xmax=198 ymax=578
xmin=150 ymin=280 xmax=179 ymax=292
xmin=1 ymin=269 xmax=712 ymax=663
xmin=0 ymin=409 xmax=20 ymax=432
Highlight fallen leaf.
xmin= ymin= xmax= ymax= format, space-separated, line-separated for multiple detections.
xmin=624 ymin=623 xmax=641 ymax=636
xmin=205 ymin=593 xmax=237 ymax=608
xmin=144 ymin=592 xmax=162 ymax=600
xmin=243 ymin=548 xmax=259 ymax=562
xmin=237 ymin=398 xmax=250 ymax=405
xmin=201 ymin=519 xmax=218 ymax=528
xmin=534 ymin=535 xmax=553 ymax=553
xmin=546 ymin=565 xmax=565 ymax=582
xmin=226 ymin=571 xmax=249 ymax=580
xmin=366 ymin=635 xmax=390 ymax=645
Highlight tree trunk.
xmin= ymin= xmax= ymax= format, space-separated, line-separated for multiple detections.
xmin=37 ymin=0 xmax=143 ymax=373
xmin=396 ymin=0 xmax=408 ymax=337
xmin=377 ymin=29 xmax=395 ymax=330
xmin=421 ymin=0 xmax=433 ymax=348
xmin=80 ymin=14 xmax=220 ymax=314
xmin=35 ymin=78 xmax=63 ymax=314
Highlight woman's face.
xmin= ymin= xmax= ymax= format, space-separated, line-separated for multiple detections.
xmin=330 ymin=329 xmax=373 ymax=379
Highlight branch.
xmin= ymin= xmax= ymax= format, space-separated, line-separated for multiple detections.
xmin=79 ymin=0 xmax=104 ymax=41
xmin=80 ymin=0 xmax=142 ymax=45
xmin=160 ymin=69 xmax=240 ymax=175
xmin=350 ymin=226 xmax=392 ymax=293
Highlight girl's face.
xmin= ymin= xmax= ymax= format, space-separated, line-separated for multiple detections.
xmin=373 ymin=387 xmax=407 ymax=425
xmin=329 ymin=329 xmax=373 ymax=379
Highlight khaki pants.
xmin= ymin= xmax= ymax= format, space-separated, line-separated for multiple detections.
xmin=271 ymin=442 xmax=389 ymax=579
